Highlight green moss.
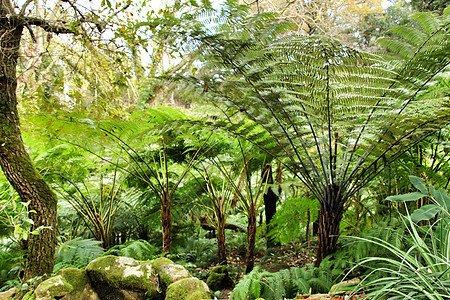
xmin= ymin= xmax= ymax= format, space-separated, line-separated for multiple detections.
xmin=206 ymin=266 xmax=234 ymax=291
xmin=186 ymin=290 xmax=211 ymax=300
xmin=35 ymin=275 xmax=73 ymax=299
xmin=210 ymin=265 xmax=227 ymax=274
xmin=57 ymin=268 xmax=89 ymax=291
xmin=166 ymin=278 xmax=211 ymax=300
xmin=86 ymin=255 xmax=157 ymax=296
xmin=161 ymin=273 xmax=172 ymax=287
xmin=152 ymin=257 xmax=174 ymax=273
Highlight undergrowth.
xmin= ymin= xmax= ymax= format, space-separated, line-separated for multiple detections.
xmin=53 ymin=238 xmax=104 ymax=273
xmin=229 ymin=265 xmax=332 ymax=300
xmin=106 ymin=239 xmax=159 ymax=261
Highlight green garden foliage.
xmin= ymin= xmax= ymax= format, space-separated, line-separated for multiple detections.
xmin=106 ymin=239 xmax=159 ymax=261
xmin=172 ymin=233 xmax=217 ymax=268
xmin=182 ymin=4 xmax=450 ymax=264
xmin=0 ymin=241 xmax=21 ymax=292
xmin=268 ymin=196 xmax=319 ymax=244
xmin=1 ymin=0 xmax=450 ymax=295
xmin=229 ymin=265 xmax=332 ymax=300
xmin=53 ymin=238 xmax=105 ymax=273
xmin=352 ymin=176 xmax=450 ymax=298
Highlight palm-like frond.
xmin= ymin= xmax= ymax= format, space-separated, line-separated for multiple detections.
xmin=190 ymin=9 xmax=450 ymax=204
xmin=179 ymin=8 xmax=450 ymax=264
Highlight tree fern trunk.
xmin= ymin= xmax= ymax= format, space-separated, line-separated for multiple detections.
xmin=217 ymin=219 xmax=226 ymax=264
xmin=314 ymin=184 xmax=344 ymax=267
xmin=161 ymin=193 xmax=172 ymax=253
xmin=0 ymin=13 xmax=57 ymax=280
xmin=245 ymin=203 xmax=257 ymax=273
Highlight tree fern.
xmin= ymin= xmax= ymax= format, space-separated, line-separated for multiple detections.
xmin=175 ymin=7 xmax=450 ymax=265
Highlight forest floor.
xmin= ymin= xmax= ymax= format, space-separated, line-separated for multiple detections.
xmin=189 ymin=243 xmax=317 ymax=299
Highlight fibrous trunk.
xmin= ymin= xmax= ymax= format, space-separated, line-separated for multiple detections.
xmin=161 ymin=192 xmax=172 ymax=253
xmin=314 ymin=184 xmax=344 ymax=267
xmin=0 ymin=17 xmax=57 ymax=280
xmin=217 ymin=220 xmax=226 ymax=264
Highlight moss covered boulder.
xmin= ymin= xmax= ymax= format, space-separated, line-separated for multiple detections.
xmin=34 ymin=275 xmax=73 ymax=300
xmin=31 ymin=269 xmax=99 ymax=300
xmin=152 ymin=257 xmax=190 ymax=289
xmin=56 ymin=268 xmax=99 ymax=300
xmin=206 ymin=266 xmax=234 ymax=291
xmin=86 ymin=255 xmax=159 ymax=299
xmin=165 ymin=278 xmax=211 ymax=300
xmin=152 ymin=257 xmax=174 ymax=272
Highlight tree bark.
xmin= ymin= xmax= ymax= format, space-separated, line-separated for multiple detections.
xmin=245 ymin=203 xmax=257 ymax=273
xmin=217 ymin=218 xmax=226 ymax=264
xmin=216 ymin=195 xmax=227 ymax=264
xmin=161 ymin=191 xmax=172 ymax=253
xmin=314 ymin=184 xmax=344 ymax=267
xmin=0 ymin=11 xmax=57 ymax=280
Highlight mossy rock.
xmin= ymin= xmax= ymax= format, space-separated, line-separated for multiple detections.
xmin=86 ymin=255 xmax=159 ymax=299
xmin=56 ymin=268 xmax=99 ymax=300
xmin=165 ymin=277 xmax=211 ymax=300
xmin=157 ymin=264 xmax=190 ymax=287
xmin=57 ymin=268 xmax=88 ymax=291
xmin=152 ymin=257 xmax=174 ymax=273
xmin=206 ymin=266 xmax=234 ymax=291
xmin=34 ymin=275 xmax=73 ymax=300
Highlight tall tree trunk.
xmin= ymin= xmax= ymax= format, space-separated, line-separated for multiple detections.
xmin=314 ymin=184 xmax=344 ymax=267
xmin=161 ymin=192 xmax=172 ymax=253
xmin=262 ymin=163 xmax=278 ymax=248
xmin=245 ymin=203 xmax=257 ymax=273
xmin=217 ymin=218 xmax=226 ymax=264
xmin=216 ymin=195 xmax=227 ymax=264
xmin=0 ymin=14 xmax=57 ymax=280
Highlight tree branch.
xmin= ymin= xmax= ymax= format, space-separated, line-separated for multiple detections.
xmin=19 ymin=0 xmax=34 ymax=16
xmin=23 ymin=16 xmax=75 ymax=34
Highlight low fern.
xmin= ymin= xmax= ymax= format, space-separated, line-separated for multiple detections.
xmin=319 ymin=219 xmax=407 ymax=280
xmin=53 ymin=238 xmax=104 ymax=273
xmin=230 ymin=267 xmax=271 ymax=300
xmin=230 ymin=265 xmax=332 ymax=300
xmin=106 ymin=239 xmax=159 ymax=261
